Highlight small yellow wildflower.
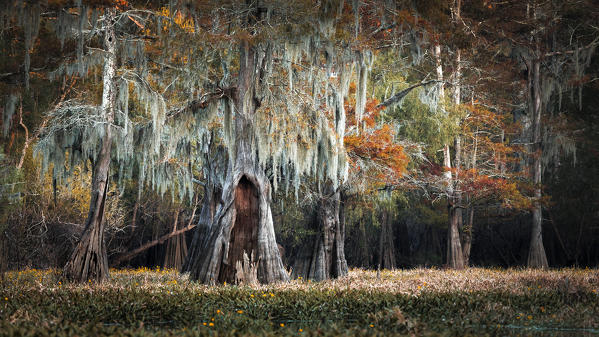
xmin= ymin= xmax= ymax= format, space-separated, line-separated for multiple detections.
xmin=237 ymin=310 xmax=244 ymax=314
xmin=417 ymin=286 xmax=421 ymax=290
xmin=58 ymin=281 xmax=61 ymax=285
xmin=262 ymin=293 xmax=267 ymax=297
xmin=211 ymin=317 xmax=214 ymax=321
xmin=250 ymin=294 xmax=254 ymax=298
xmin=369 ymin=324 xmax=374 ymax=328
xmin=4 ymin=297 xmax=7 ymax=301
xmin=280 ymin=323 xmax=285 ymax=327
xmin=209 ymin=322 xmax=214 ymax=327
xmin=203 ymin=323 xmax=207 ymax=326
xmin=527 ymin=315 xmax=532 ymax=320
xmin=216 ymin=309 xmax=221 ymax=314
xmin=516 ymin=316 xmax=521 ymax=320
xmin=270 ymin=293 xmax=274 ymax=297
xmin=299 ymin=328 xmax=303 ymax=332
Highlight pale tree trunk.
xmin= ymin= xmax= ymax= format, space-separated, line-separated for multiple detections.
xmin=63 ymin=8 xmax=116 ymax=282
xmin=435 ymin=43 xmax=464 ymax=269
xmin=293 ymin=186 xmax=348 ymax=281
xmin=453 ymin=136 xmax=465 ymax=266
xmin=463 ymin=123 xmax=477 ymax=264
xmin=434 ymin=43 xmax=445 ymax=98
xmin=527 ymin=59 xmax=548 ymax=268
xmin=452 ymin=0 xmax=469 ymax=267
xmin=377 ymin=209 xmax=396 ymax=270
xmin=453 ymin=48 xmax=461 ymax=106
xmin=186 ymin=41 xmax=288 ymax=284
xmin=444 ymin=144 xmax=465 ymax=269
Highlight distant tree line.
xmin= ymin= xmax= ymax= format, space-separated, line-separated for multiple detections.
xmin=1 ymin=0 xmax=598 ymax=283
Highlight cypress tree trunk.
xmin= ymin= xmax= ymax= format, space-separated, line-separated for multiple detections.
xmin=293 ymin=186 xmax=348 ymax=281
xmin=447 ymin=205 xmax=465 ymax=269
xmin=163 ymin=209 xmax=188 ymax=270
xmin=377 ymin=210 xmax=396 ymax=270
xmin=435 ymin=43 xmax=464 ymax=269
xmin=182 ymin=180 xmax=220 ymax=273
xmin=63 ymin=8 xmax=116 ymax=282
xmin=527 ymin=59 xmax=548 ymax=268
xmin=462 ymin=206 xmax=474 ymax=266
xmin=444 ymin=144 xmax=465 ymax=269
xmin=186 ymin=41 xmax=288 ymax=284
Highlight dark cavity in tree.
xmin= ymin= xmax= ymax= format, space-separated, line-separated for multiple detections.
xmin=218 ymin=176 xmax=259 ymax=283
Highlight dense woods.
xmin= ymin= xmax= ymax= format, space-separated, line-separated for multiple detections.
xmin=1 ymin=0 xmax=599 ymax=285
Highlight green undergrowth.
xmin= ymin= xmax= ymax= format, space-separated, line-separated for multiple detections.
xmin=0 ymin=268 xmax=597 ymax=336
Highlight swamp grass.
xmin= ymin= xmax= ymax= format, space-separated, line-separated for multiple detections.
xmin=0 ymin=267 xmax=597 ymax=336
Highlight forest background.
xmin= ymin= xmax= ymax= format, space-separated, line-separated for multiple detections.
xmin=0 ymin=0 xmax=598 ymax=283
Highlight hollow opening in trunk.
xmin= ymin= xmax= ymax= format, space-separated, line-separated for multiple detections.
xmin=219 ymin=175 xmax=260 ymax=283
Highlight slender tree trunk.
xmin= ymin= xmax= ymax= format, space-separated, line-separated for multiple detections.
xmin=130 ymin=197 xmax=139 ymax=232
xmin=444 ymin=144 xmax=465 ymax=269
xmin=447 ymin=205 xmax=465 ymax=269
xmin=462 ymin=206 xmax=473 ymax=265
xmin=377 ymin=209 xmax=396 ymax=270
xmin=435 ymin=42 xmax=463 ymax=269
xmin=163 ymin=209 xmax=188 ymax=270
xmin=462 ymin=122 xmax=477 ymax=265
xmin=293 ymin=186 xmax=348 ymax=281
xmin=527 ymin=59 xmax=548 ymax=269
xmin=451 ymin=1 xmax=468 ymax=267
xmin=63 ymin=9 xmax=116 ymax=282
xmin=186 ymin=41 xmax=288 ymax=284
xmin=434 ymin=43 xmax=444 ymax=98
xmin=453 ymin=136 xmax=465 ymax=266
xmin=453 ymin=49 xmax=461 ymax=106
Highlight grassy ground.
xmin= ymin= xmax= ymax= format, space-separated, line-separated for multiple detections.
xmin=0 ymin=268 xmax=598 ymax=336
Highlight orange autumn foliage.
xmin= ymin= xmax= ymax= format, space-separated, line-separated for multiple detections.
xmin=454 ymin=103 xmax=531 ymax=210
xmin=344 ymin=97 xmax=408 ymax=186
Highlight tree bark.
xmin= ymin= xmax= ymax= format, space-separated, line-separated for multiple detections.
xmin=444 ymin=144 xmax=465 ymax=269
xmin=377 ymin=209 xmax=396 ymax=270
xmin=163 ymin=209 xmax=188 ymax=270
xmin=447 ymin=205 xmax=465 ymax=269
xmin=185 ymin=40 xmax=288 ymax=284
xmin=462 ymin=206 xmax=473 ymax=266
xmin=434 ymin=43 xmax=445 ymax=98
xmin=293 ymin=186 xmax=348 ymax=281
xmin=435 ymin=41 xmax=464 ymax=269
xmin=527 ymin=59 xmax=548 ymax=268
xmin=63 ymin=8 xmax=116 ymax=282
